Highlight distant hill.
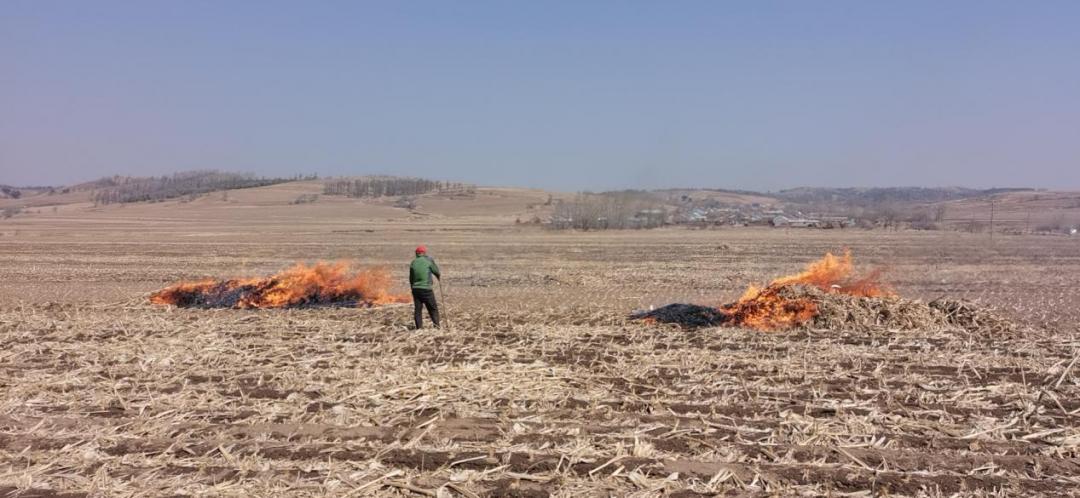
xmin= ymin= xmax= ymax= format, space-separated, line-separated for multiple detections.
xmin=774 ymin=187 xmax=1034 ymax=205
xmin=0 ymin=171 xmax=313 ymax=209
xmin=644 ymin=186 xmax=1037 ymax=208
xmin=654 ymin=188 xmax=781 ymax=206
xmin=88 ymin=170 xmax=313 ymax=205
xmin=1 ymin=170 xmax=1074 ymax=232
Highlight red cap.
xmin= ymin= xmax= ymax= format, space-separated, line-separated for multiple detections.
xmin=415 ymin=245 xmax=427 ymax=254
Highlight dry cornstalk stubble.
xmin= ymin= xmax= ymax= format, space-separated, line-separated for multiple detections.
xmin=2 ymin=227 xmax=1079 ymax=496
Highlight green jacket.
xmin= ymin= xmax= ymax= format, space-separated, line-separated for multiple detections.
xmin=409 ymin=255 xmax=441 ymax=290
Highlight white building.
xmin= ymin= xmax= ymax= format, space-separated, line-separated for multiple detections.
xmin=772 ymin=215 xmax=821 ymax=228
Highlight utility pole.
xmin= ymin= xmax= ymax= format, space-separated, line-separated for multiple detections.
xmin=989 ymin=198 xmax=995 ymax=241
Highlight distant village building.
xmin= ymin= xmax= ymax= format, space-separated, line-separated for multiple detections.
xmin=631 ymin=208 xmax=668 ymax=228
xmin=670 ymin=204 xmax=853 ymax=229
xmin=817 ymin=216 xmax=855 ymax=228
xmin=772 ymin=215 xmax=821 ymax=228
xmin=551 ymin=216 xmax=573 ymax=229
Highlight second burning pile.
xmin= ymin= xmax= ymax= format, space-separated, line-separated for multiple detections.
xmin=634 ymin=251 xmax=1015 ymax=333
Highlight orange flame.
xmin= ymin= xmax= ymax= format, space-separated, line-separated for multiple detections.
xmin=722 ymin=250 xmax=892 ymax=331
xmin=150 ymin=261 xmax=410 ymax=309
xmin=768 ymin=250 xmax=890 ymax=298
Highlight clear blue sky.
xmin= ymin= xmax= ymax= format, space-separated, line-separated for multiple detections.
xmin=2 ymin=1 xmax=1078 ymax=191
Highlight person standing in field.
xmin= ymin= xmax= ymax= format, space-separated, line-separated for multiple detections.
xmin=409 ymin=245 xmax=441 ymax=329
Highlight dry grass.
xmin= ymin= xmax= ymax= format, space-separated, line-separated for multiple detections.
xmin=2 ymin=205 xmax=1080 ymax=496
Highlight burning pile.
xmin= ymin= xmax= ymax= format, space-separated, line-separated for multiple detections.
xmin=634 ymin=251 xmax=1015 ymax=333
xmin=720 ymin=251 xmax=891 ymax=330
xmin=150 ymin=261 xmax=410 ymax=309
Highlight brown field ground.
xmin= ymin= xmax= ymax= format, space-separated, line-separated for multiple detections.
xmin=1 ymin=184 xmax=1079 ymax=496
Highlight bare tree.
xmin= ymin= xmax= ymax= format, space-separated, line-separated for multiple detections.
xmin=933 ymin=204 xmax=947 ymax=222
xmin=551 ymin=191 xmax=669 ymax=230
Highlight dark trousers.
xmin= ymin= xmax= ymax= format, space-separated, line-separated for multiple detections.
xmin=412 ymin=288 xmax=439 ymax=328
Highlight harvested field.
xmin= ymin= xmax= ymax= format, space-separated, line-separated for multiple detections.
xmin=3 ymin=302 xmax=1079 ymax=496
xmin=1 ymin=200 xmax=1080 ymax=496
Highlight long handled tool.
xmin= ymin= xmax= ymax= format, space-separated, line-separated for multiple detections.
xmin=438 ymin=278 xmax=451 ymax=330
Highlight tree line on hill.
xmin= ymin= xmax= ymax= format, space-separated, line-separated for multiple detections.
xmin=323 ymin=177 xmax=474 ymax=198
xmin=90 ymin=171 xmax=314 ymax=205
xmin=0 ymin=186 xmax=23 ymax=199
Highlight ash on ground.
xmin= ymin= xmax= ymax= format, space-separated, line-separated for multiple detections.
xmin=630 ymin=303 xmax=730 ymax=328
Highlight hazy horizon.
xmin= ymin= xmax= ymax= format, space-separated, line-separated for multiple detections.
xmin=1 ymin=168 xmax=1053 ymax=195
xmin=3 ymin=1 xmax=1079 ymax=191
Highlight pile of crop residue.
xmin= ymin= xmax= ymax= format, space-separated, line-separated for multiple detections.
xmin=632 ymin=251 xmax=1017 ymax=333
xmin=786 ymin=284 xmax=1015 ymax=333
